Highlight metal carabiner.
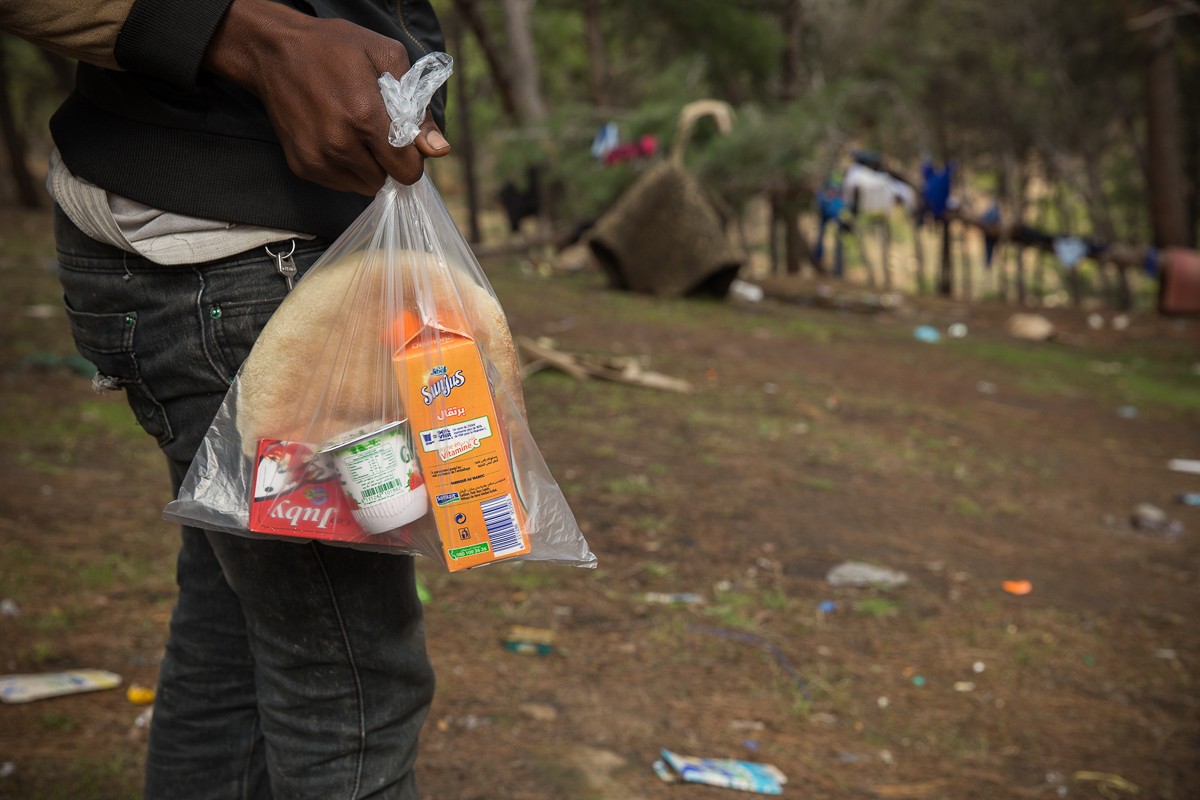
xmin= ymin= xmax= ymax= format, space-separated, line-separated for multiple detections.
xmin=265 ymin=240 xmax=298 ymax=290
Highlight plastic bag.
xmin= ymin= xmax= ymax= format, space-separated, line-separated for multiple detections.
xmin=164 ymin=53 xmax=595 ymax=573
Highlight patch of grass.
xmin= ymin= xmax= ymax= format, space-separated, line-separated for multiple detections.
xmin=704 ymin=588 xmax=763 ymax=630
xmin=603 ymin=474 xmax=652 ymax=495
xmin=15 ymin=753 xmax=141 ymax=800
xmin=760 ymin=589 xmax=790 ymax=610
xmin=854 ymin=597 xmax=901 ymax=618
xmin=951 ymin=339 xmax=1200 ymax=414
xmin=28 ymin=640 xmax=61 ymax=665
xmin=640 ymin=561 xmax=676 ymax=579
xmin=954 ymin=495 xmax=987 ymax=518
xmin=25 ymin=607 xmax=74 ymax=633
xmin=40 ymin=711 xmax=76 ymax=732
xmin=799 ymin=476 xmax=836 ymax=491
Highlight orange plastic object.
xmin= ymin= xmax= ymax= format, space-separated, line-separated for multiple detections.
xmin=1002 ymin=580 xmax=1033 ymax=596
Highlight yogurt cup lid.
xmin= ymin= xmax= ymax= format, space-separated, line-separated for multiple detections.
xmin=319 ymin=419 xmax=409 ymax=454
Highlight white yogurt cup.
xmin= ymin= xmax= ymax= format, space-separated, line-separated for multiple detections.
xmin=321 ymin=420 xmax=428 ymax=534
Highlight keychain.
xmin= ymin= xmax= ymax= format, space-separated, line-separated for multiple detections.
xmin=266 ymin=241 xmax=298 ymax=290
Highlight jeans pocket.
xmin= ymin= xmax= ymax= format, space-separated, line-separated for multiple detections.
xmin=64 ymin=301 xmax=174 ymax=447
xmin=210 ymin=298 xmax=284 ymax=381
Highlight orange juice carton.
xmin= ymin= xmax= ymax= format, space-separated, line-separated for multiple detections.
xmin=393 ymin=312 xmax=530 ymax=571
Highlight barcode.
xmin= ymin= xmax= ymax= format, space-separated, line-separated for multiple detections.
xmin=361 ymin=479 xmax=398 ymax=499
xmin=481 ymin=494 xmax=524 ymax=556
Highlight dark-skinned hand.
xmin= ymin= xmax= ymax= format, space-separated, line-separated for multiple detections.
xmin=203 ymin=0 xmax=450 ymax=195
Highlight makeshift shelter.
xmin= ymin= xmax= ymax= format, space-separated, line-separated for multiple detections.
xmin=587 ymin=161 xmax=744 ymax=298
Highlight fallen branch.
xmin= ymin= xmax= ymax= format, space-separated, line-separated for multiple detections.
xmin=517 ymin=336 xmax=692 ymax=393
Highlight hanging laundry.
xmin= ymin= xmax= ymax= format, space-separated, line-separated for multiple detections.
xmin=921 ymin=160 xmax=954 ymax=221
xmin=814 ymin=179 xmax=848 ymax=275
xmin=1053 ymin=236 xmax=1088 ymax=269
xmin=603 ymin=134 xmax=659 ymax=166
xmin=591 ymin=121 xmax=619 ymax=161
xmin=818 ymin=181 xmax=845 ymax=222
xmin=843 ymin=163 xmax=896 ymax=215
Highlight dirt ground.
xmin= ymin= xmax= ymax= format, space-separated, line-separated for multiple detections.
xmin=1 ymin=205 xmax=1199 ymax=799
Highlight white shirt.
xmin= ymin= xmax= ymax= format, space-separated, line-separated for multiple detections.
xmin=46 ymin=149 xmax=312 ymax=265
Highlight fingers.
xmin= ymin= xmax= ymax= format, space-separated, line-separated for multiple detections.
xmin=415 ymin=112 xmax=451 ymax=159
xmin=366 ymin=112 xmax=450 ymax=188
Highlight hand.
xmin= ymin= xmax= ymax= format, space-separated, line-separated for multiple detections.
xmin=203 ymin=0 xmax=449 ymax=194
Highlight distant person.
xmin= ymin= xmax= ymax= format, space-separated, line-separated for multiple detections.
xmin=0 ymin=0 xmax=450 ymax=796
xmin=814 ymin=178 xmax=848 ymax=277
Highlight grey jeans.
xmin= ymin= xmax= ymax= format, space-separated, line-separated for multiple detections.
xmin=54 ymin=207 xmax=435 ymax=799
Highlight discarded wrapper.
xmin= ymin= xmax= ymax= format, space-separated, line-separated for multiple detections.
xmin=654 ymin=749 xmax=785 ymax=794
xmin=503 ymin=625 xmax=555 ymax=655
xmin=0 ymin=669 xmax=121 ymax=704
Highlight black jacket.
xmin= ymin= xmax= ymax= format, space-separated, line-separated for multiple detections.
xmin=49 ymin=0 xmax=445 ymax=241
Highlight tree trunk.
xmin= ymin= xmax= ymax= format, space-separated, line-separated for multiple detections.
xmin=937 ymin=219 xmax=953 ymax=296
xmin=779 ymin=0 xmax=805 ymax=102
xmin=451 ymin=0 xmax=519 ymax=121
xmin=582 ymin=0 xmax=610 ymax=108
xmin=0 ymin=45 xmax=39 ymax=208
xmin=500 ymin=0 xmax=546 ymax=125
xmin=768 ymin=192 xmax=781 ymax=276
xmin=1143 ymin=15 xmax=1189 ymax=246
xmin=447 ymin=12 xmax=481 ymax=244
xmin=913 ymin=219 xmax=926 ymax=293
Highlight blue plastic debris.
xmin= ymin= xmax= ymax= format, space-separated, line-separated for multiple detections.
xmin=654 ymin=749 xmax=786 ymax=794
xmin=913 ymin=325 xmax=941 ymax=343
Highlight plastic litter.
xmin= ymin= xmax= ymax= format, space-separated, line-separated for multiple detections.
xmin=1116 ymin=406 xmax=1138 ymax=419
xmin=953 ymin=681 xmax=975 ymax=692
xmin=0 ymin=669 xmax=121 ymax=703
xmin=0 ymin=599 xmax=18 ymax=618
xmin=1005 ymin=313 xmax=1056 ymax=342
xmin=1177 ymin=493 xmax=1200 ymax=507
xmin=976 ymin=381 xmax=998 ymax=395
xmin=1130 ymin=503 xmax=1184 ymax=540
xmin=644 ymin=592 xmax=704 ymax=605
xmin=0 ymin=762 xmax=12 ymax=779
xmin=972 ymin=661 xmax=986 ymax=673
xmin=947 ymin=323 xmax=968 ymax=338
xmin=1167 ymin=459 xmax=1200 ymax=475
xmin=1002 ymin=580 xmax=1033 ymax=596
xmin=502 ymin=625 xmax=555 ymax=655
xmin=729 ymin=279 xmax=765 ymax=303
xmin=653 ymin=749 xmax=786 ymax=794
xmin=817 ymin=600 xmax=838 ymax=614
xmin=913 ymin=325 xmax=941 ymax=343
xmin=826 ymin=561 xmax=909 ymax=589
xmin=126 ymin=684 xmax=155 ymax=705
